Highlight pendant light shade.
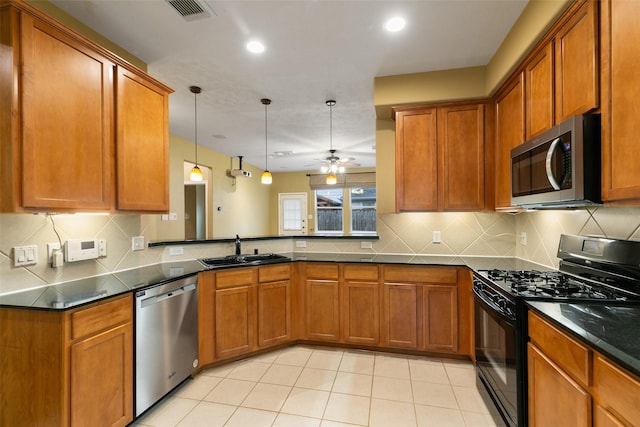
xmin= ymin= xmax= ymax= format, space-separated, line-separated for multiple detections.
xmin=326 ymin=171 xmax=337 ymax=185
xmin=261 ymin=98 xmax=272 ymax=185
xmin=325 ymin=100 xmax=338 ymax=185
xmin=189 ymin=85 xmax=203 ymax=182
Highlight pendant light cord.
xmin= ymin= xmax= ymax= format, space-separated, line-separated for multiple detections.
xmin=194 ymin=90 xmax=198 ymax=166
xmin=264 ymin=101 xmax=268 ymax=170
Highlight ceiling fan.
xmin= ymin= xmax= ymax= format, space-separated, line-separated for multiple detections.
xmin=319 ymin=149 xmax=360 ymax=174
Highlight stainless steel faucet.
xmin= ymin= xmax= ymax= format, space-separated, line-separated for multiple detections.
xmin=235 ymin=234 xmax=241 ymax=255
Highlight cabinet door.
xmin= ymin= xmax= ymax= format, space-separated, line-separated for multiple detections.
xmin=555 ymin=0 xmax=598 ymax=123
xmin=19 ymin=12 xmax=114 ymax=211
xmin=70 ymin=324 xmax=133 ymax=427
xmin=257 ymin=280 xmax=291 ymax=348
xmin=116 ymin=67 xmax=169 ymax=212
xmin=306 ymin=279 xmax=340 ymax=341
xmin=198 ymin=272 xmax=216 ymax=366
xmin=215 ymin=286 xmax=255 ymax=358
xmin=495 ymin=74 xmax=525 ymax=209
xmin=422 ymin=284 xmax=457 ymax=353
xmin=528 ymin=343 xmax=591 ymax=427
xmin=525 ymin=42 xmax=554 ymax=139
xmin=438 ymin=104 xmax=485 ymax=211
xmin=342 ymin=281 xmax=379 ymax=345
xmin=601 ymin=0 xmax=640 ymax=202
xmin=594 ymin=405 xmax=625 ymax=427
xmin=395 ymin=109 xmax=438 ymax=211
xmin=382 ymin=283 xmax=419 ymax=349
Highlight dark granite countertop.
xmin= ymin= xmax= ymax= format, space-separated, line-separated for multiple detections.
xmin=0 ymin=260 xmax=205 ymax=310
xmin=0 ymin=253 xmax=547 ymax=311
xmin=527 ymin=301 xmax=640 ymax=377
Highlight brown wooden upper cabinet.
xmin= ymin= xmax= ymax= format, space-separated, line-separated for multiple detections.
xmin=600 ymin=0 xmax=640 ymax=204
xmin=394 ymin=102 xmax=486 ymax=212
xmin=554 ymin=0 xmax=598 ymax=124
xmin=525 ymin=43 xmax=555 ymax=140
xmin=0 ymin=1 xmax=173 ymax=213
xmin=495 ymin=74 xmax=525 ymax=210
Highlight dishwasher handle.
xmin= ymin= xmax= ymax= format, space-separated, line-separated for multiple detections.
xmin=139 ymin=283 xmax=196 ymax=309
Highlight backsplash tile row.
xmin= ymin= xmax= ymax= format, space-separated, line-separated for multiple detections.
xmin=2 ymin=207 xmax=640 ymax=295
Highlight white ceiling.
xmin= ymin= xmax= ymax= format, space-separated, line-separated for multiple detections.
xmin=50 ymin=0 xmax=528 ymax=173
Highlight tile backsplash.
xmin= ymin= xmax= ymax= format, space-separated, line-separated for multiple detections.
xmin=2 ymin=206 xmax=640 ymax=295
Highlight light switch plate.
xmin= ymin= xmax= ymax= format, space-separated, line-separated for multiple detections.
xmin=169 ymin=246 xmax=184 ymax=256
xmin=432 ymin=231 xmax=442 ymax=243
xmin=14 ymin=245 xmax=38 ymax=267
xmin=361 ymin=241 xmax=373 ymax=249
xmin=295 ymin=241 xmax=307 ymax=248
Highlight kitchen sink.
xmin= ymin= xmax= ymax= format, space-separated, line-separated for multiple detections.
xmin=200 ymin=253 xmax=290 ymax=268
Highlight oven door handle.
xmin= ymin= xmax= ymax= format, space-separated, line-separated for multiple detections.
xmin=473 ymin=286 xmax=516 ymax=324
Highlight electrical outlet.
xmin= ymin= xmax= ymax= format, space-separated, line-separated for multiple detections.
xmin=432 ymin=231 xmax=442 ymax=243
xmin=47 ymin=243 xmax=61 ymax=261
xmin=169 ymin=246 xmax=184 ymax=256
xmin=521 ymin=232 xmax=527 ymax=246
xmin=169 ymin=212 xmax=178 ymax=221
xmin=361 ymin=241 xmax=373 ymax=249
xmin=296 ymin=241 xmax=307 ymax=248
xmin=132 ymin=236 xmax=145 ymax=251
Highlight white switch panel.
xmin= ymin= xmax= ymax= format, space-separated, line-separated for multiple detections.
xmin=520 ymin=232 xmax=527 ymax=246
xmin=432 ymin=231 xmax=442 ymax=243
xmin=361 ymin=241 xmax=373 ymax=249
xmin=295 ymin=241 xmax=307 ymax=248
xmin=14 ymin=245 xmax=38 ymax=267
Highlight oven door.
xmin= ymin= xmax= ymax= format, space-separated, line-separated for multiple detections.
xmin=474 ymin=288 xmax=518 ymax=427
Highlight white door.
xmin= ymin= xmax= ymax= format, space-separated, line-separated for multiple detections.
xmin=278 ymin=193 xmax=307 ymax=235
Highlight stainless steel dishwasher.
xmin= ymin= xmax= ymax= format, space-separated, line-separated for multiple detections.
xmin=135 ymin=274 xmax=198 ymax=417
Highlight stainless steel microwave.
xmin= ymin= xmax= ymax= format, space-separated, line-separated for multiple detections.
xmin=510 ymin=114 xmax=601 ymax=209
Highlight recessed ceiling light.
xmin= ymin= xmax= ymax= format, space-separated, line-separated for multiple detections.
xmin=246 ymin=40 xmax=265 ymax=53
xmin=384 ymin=16 xmax=406 ymax=32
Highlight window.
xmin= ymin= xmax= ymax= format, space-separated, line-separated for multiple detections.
xmin=315 ymin=188 xmax=343 ymax=233
xmin=350 ymin=187 xmax=376 ymax=233
xmin=315 ymin=186 xmax=377 ymax=234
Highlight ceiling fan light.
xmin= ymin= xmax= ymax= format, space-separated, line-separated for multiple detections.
xmin=261 ymin=170 xmax=272 ymax=184
xmin=321 ymin=165 xmax=329 ymax=174
xmin=326 ymin=172 xmax=337 ymax=185
xmin=190 ymin=165 xmax=203 ymax=181
xmin=338 ymin=166 xmax=345 ymax=173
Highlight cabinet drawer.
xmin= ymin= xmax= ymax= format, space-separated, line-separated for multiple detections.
xmin=528 ymin=311 xmax=591 ymax=387
xmin=71 ymin=294 xmax=132 ymax=340
xmin=259 ymin=264 xmax=290 ymax=283
xmin=344 ymin=264 xmax=379 ymax=281
xmin=305 ymin=263 xmax=339 ymax=280
xmin=383 ymin=265 xmax=457 ymax=283
xmin=594 ymin=353 xmax=640 ymax=425
xmin=216 ymin=268 xmax=257 ymax=289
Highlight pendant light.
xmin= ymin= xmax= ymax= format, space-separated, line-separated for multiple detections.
xmin=189 ymin=85 xmax=203 ymax=182
xmin=325 ymin=100 xmax=338 ymax=185
xmin=260 ymin=98 xmax=272 ymax=185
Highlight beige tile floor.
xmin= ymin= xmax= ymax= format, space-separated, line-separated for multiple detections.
xmin=133 ymin=345 xmax=503 ymax=427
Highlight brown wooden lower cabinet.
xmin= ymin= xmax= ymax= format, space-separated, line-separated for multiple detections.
xmin=0 ymin=294 xmax=133 ymax=427
xmin=528 ymin=310 xmax=640 ymax=427
xmin=423 ymin=284 xmax=457 ymax=353
xmin=382 ymin=282 xmax=419 ymax=349
xmin=257 ymin=280 xmax=291 ymax=348
xmin=306 ymin=279 xmax=341 ymax=342
xmin=527 ymin=343 xmax=592 ymax=427
xmin=342 ymin=280 xmax=380 ymax=345
xmin=215 ymin=285 xmax=255 ymax=359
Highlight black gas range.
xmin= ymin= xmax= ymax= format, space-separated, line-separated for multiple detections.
xmin=472 ymin=234 xmax=640 ymax=427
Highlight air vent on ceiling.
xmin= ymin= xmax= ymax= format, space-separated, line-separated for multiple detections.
xmin=165 ymin=0 xmax=216 ymax=21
